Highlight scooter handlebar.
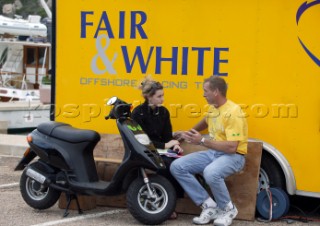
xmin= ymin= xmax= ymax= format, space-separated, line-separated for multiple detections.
xmin=105 ymin=97 xmax=132 ymax=120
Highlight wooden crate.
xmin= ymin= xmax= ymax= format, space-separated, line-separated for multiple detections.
xmin=174 ymin=142 xmax=262 ymax=221
xmin=58 ymin=193 xmax=97 ymax=211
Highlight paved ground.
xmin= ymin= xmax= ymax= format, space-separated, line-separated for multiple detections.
xmin=1 ymin=155 xmax=320 ymax=226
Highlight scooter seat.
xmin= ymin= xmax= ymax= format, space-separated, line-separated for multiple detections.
xmin=37 ymin=121 xmax=100 ymax=143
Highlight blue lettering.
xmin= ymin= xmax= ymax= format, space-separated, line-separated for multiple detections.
xmin=120 ymin=46 xmax=229 ymax=76
xmin=192 ymin=47 xmax=211 ymax=76
xmin=181 ymin=47 xmax=188 ymax=75
xmin=119 ymin=11 xmax=125 ymax=38
xmin=155 ymin=47 xmax=178 ymax=75
xmin=121 ymin=46 xmax=154 ymax=73
xmin=80 ymin=11 xmax=94 ymax=38
xmin=94 ymin=12 xmax=114 ymax=38
xmin=131 ymin=11 xmax=148 ymax=39
xmin=214 ymin=48 xmax=229 ymax=76
xmin=80 ymin=11 xmax=148 ymax=39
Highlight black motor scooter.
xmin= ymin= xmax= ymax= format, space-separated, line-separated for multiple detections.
xmin=14 ymin=97 xmax=176 ymax=225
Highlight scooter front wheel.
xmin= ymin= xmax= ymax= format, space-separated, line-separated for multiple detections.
xmin=20 ymin=162 xmax=61 ymax=210
xmin=127 ymin=174 xmax=176 ymax=225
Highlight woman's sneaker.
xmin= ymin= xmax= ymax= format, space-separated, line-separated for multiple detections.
xmin=193 ymin=206 xmax=220 ymax=225
xmin=214 ymin=205 xmax=238 ymax=226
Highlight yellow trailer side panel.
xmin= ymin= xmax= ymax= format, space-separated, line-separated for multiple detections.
xmin=55 ymin=0 xmax=320 ymax=193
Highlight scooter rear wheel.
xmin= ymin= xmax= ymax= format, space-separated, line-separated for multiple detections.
xmin=126 ymin=174 xmax=176 ymax=225
xmin=20 ymin=162 xmax=61 ymax=210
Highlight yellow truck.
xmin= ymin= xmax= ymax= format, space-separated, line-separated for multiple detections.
xmin=52 ymin=0 xmax=320 ymax=206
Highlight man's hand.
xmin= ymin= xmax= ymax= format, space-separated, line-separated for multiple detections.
xmin=165 ymin=140 xmax=180 ymax=149
xmin=173 ymin=131 xmax=186 ymax=141
xmin=183 ymin=129 xmax=202 ymax=145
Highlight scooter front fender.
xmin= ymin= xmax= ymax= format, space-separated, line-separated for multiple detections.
xmin=14 ymin=148 xmax=37 ymax=171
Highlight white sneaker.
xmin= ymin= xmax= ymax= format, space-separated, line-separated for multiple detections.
xmin=214 ymin=205 xmax=238 ymax=226
xmin=193 ymin=207 xmax=220 ymax=225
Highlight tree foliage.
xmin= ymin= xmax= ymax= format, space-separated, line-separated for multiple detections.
xmin=0 ymin=0 xmax=47 ymax=19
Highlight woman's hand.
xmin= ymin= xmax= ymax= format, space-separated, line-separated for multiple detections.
xmin=165 ymin=140 xmax=180 ymax=149
xmin=173 ymin=144 xmax=183 ymax=154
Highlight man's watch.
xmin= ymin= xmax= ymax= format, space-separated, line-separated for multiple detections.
xmin=200 ymin=137 xmax=206 ymax=146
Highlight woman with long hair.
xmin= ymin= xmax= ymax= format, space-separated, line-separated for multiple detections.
xmin=131 ymin=77 xmax=184 ymax=219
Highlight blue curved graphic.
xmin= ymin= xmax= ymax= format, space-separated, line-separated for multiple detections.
xmin=296 ymin=0 xmax=320 ymax=25
xmin=296 ymin=0 xmax=320 ymax=67
xmin=298 ymin=38 xmax=320 ymax=66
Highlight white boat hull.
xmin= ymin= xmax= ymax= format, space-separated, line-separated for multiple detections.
xmin=0 ymin=15 xmax=47 ymax=37
xmin=0 ymin=101 xmax=50 ymax=132
xmin=0 ymin=87 xmax=39 ymax=101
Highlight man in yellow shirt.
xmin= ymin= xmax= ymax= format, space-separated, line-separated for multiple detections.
xmin=170 ymin=76 xmax=248 ymax=226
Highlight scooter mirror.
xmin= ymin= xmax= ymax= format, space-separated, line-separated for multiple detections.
xmin=107 ymin=96 xmax=118 ymax=105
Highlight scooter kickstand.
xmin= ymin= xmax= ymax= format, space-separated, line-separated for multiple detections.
xmin=63 ymin=193 xmax=83 ymax=217
xmin=74 ymin=194 xmax=83 ymax=215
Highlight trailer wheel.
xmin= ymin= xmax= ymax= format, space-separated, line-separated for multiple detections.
xmin=259 ymin=152 xmax=286 ymax=192
xmin=256 ymin=187 xmax=290 ymax=220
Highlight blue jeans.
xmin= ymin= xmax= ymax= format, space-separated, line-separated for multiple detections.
xmin=170 ymin=150 xmax=245 ymax=209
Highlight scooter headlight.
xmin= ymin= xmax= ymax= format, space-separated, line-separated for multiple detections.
xmin=134 ymin=134 xmax=151 ymax=145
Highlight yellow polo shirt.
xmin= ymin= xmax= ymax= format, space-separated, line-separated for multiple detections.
xmin=206 ymin=100 xmax=248 ymax=154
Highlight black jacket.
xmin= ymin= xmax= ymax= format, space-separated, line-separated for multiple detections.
xmin=131 ymin=101 xmax=173 ymax=149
